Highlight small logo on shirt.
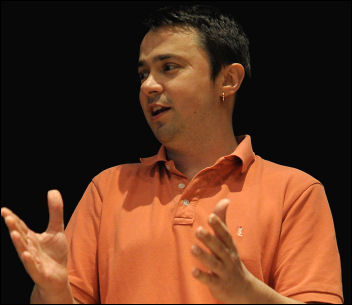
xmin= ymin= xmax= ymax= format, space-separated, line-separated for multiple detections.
xmin=237 ymin=226 xmax=243 ymax=237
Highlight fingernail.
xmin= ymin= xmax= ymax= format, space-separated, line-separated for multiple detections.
xmin=209 ymin=213 xmax=216 ymax=224
xmin=196 ymin=226 xmax=206 ymax=237
xmin=1 ymin=207 xmax=9 ymax=215
xmin=221 ymin=198 xmax=231 ymax=206
xmin=191 ymin=245 xmax=201 ymax=255
xmin=192 ymin=267 xmax=200 ymax=277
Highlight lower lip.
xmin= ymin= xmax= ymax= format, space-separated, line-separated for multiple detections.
xmin=151 ymin=109 xmax=171 ymax=121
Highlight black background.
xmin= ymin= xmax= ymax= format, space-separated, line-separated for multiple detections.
xmin=1 ymin=1 xmax=350 ymax=304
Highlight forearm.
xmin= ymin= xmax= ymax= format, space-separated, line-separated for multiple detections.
xmin=30 ymin=281 xmax=79 ymax=304
xmin=244 ymin=273 xmax=304 ymax=304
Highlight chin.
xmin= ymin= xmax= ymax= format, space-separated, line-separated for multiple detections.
xmin=153 ymin=126 xmax=177 ymax=145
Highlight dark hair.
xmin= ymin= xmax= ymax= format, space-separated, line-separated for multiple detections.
xmin=142 ymin=4 xmax=251 ymax=81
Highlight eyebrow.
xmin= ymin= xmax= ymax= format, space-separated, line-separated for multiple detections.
xmin=137 ymin=54 xmax=180 ymax=68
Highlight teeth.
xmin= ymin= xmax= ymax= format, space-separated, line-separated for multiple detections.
xmin=152 ymin=106 xmax=163 ymax=112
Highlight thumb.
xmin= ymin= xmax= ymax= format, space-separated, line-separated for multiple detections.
xmin=46 ymin=189 xmax=64 ymax=233
xmin=213 ymin=198 xmax=230 ymax=225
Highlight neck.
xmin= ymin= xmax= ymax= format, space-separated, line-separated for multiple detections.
xmin=165 ymin=128 xmax=238 ymax=180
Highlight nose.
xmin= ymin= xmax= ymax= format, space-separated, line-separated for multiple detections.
xmin=140 ymin=73 xmax=163 ymax=98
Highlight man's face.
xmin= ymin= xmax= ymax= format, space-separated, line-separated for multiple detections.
xmin=138 ymin=26 xmax=221 ymax=146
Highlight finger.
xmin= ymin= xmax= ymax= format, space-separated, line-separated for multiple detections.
xmin=213 ymin=198 xmax=230 ymax=225
xmin=2 ymin=208 xmax=30 ymax=238
xmin=4 ymin=215 xmax=29 ymax=247
xmin=2 ymin=208 xmax=44 ymax=284
xmin=191 ymin=244 xmax=225 ymax=277
xmin=8 ymin=230 xmax=42 ymax=284
xmin=196 ymin=226 xmax=230 ymax=264
xmin=192 ymin=267 xmax=220 ymax=287
xmin=8 ymin=230 xmax=30 ymax=260
xmin=211 ymin=198 xmax=237 ymax=253
xmin=2 ymin=208 xmax=37 ymax=267
xmin=20 ymin=231 xmax=42 ymax=278
xmin=7 ymin=228 xmax=33 ymax=269
xmin=46 ymin=190 xmax=64 ymax=233
xmin=21 ymin=250 xmax=41 ymax=278
xmin=8 ymin=229 xmax=42 ymax=283
xmin=209 ymin=213 xmax=238 ymax=255
xmin=2 ymin=213 xmax=31 ymax=251
xmin=1 ymin=207 xmax=11 ymax=218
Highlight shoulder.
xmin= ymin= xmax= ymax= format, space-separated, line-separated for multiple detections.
xmin=95 ymin=162 xmax=143 ymax=178
xmin=254 ymin=156 xmax=327 ymax=211
xmin=256 ymin=155 xmax=321 ymax=187
xmin=89 ymin=162 xmax=149 ymax=195
xmin=92 ymin=162 xmax=146 ymax=184
xmin=253 ymin=155 xmax=324 ymax=208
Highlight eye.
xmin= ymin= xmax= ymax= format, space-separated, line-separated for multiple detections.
xmin=138 ymin=70 xmax=149 ymax=81
xmin=163 ymin=63 xmax=178 ymax=72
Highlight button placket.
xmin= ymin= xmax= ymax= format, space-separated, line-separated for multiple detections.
xmin=174 ymin=188 xmax=196 ymax=223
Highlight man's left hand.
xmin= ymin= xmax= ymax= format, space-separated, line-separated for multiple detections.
xmin=191 ymin=198 xmax=305 ymax=304
xmin=191 ymin=198 xmax=254 ymax=303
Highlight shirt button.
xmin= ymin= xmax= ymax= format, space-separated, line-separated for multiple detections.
xmin=178 ymin=183 xmax=185 ymax=189
xmin=165 ymin=164 xmax=170 ymax=170
xmin=183 ymin=199 xmax=190 ymax=206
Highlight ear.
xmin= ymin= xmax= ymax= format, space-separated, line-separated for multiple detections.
xmin=222 ymin=63 xmax=245 ymax=98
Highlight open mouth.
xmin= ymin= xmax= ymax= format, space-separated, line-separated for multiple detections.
xmin=152 ymin=107 xmax=171 ymax=117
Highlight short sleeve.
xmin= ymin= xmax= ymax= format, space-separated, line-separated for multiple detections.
xmin=65 ymin=181 xmax=102 ymax=304
xmin=271 ymin=183 xmax=343 ymax=304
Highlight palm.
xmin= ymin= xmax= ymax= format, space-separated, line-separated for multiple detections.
xmin=27 ymin=230 xmax=69 ymax=287
xmin=36 ymin=231 xmax=68 ymax=264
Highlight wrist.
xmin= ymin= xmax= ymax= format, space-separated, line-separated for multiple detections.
xmin=36 ymin=268 xmax=70 ymax=294
xmin=243 ymin=273 xmax=304 ymax=304
xmin=31 ymin=279 xmax=74 ymax=304
xmin=238 ymin=270 xmax=260 ymax=304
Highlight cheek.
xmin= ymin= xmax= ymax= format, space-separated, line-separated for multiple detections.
xmin=139 ymin=91 xmax=148 ymax=114
xmin=139 ymin=89 xmax=143 ymax=106
xmin=166 ymin=78 xmax=200 ymax=103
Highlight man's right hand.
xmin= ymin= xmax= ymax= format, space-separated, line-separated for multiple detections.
xmin=1 ymin=190 xmax=69 ymax=294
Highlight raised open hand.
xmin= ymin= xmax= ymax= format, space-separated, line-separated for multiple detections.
xmin=1 ymin=190 xmax=69 ymax=294
xmin=191 ymin=198 xmax=254 ymax=303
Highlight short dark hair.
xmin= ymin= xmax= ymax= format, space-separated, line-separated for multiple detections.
xmin=142 ymin=4 xmax=251 ymax=81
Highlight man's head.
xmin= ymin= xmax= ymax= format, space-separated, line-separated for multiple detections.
xmin=142 ymin=4 xmax=251 ymax=82
xmin=137 ymin=5 xmax=250 ymax=148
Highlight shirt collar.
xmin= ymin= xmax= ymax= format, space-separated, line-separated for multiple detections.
xmin=140 ymin=134 xmax=255 ymax=174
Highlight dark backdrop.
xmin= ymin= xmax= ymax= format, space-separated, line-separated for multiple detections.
xmin=1 ymin=1 xmax=350 ymax=304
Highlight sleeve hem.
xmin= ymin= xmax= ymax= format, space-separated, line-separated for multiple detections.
xmin=69 ymin=280 xmax=98 ymax=304
xmin=287 ymin=291 xmax=343 ymax=304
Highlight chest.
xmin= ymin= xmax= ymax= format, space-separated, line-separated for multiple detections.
xmin=99 ymin=180 xmax=283 ymax=283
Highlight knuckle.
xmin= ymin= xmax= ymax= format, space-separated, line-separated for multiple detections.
xmin=4 ymin=215 xmax=13 ymax=225
xmin=214 ymin=241 xmax=226 ymax=254
xmin=230 ymin=251 xmax=239 ymax=262
xmin=203 ymin=233 xmax=211 ymax=242
xmin=208 ymin=273 xmax=219 ymax=285
xmin=212 ymin=258 xmax=223 ymax=270
xmin=10 ymin=230 xmax=18 ymax=240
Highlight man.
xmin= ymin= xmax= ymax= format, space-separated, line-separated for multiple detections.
xmin=1 ymin=4 xmax=343 ymax=304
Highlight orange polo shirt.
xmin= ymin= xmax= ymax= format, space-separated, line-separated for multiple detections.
xmin=65 ymin=135 xmax=343 ymax=304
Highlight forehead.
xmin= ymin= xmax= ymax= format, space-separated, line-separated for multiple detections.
xmin=139 ymin=26 xmax=204 ymax=62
